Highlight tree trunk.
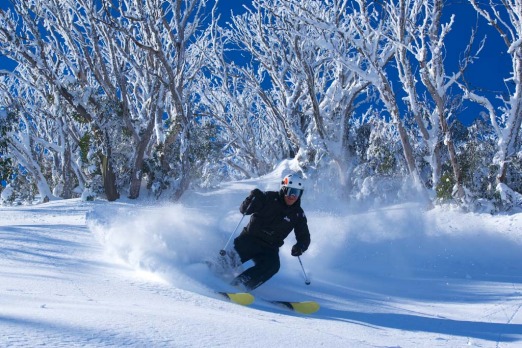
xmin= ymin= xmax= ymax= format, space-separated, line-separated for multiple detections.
xmin=496 ymin=99 xmax=522 ymax=185
xmin=171 ymin=154 xmax=191 ymax=201
xmin=61 ymin=141 xmax=74 ymax=199
xmin=100 ymin=149 xmax=119 ymax=202
xmin=441 ymin=119 xmax=465 ymax=200
xmin=128 ymin=114 xmax=156 ymax=199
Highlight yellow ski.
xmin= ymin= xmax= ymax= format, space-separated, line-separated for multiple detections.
xmin=218 ymin=292 xmax=255 ymax=306
xmin=272 ymin=300 xmax=320 ymax=314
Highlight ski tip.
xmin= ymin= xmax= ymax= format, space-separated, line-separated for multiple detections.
xmin=218 ymin=292 xmax=255 ymax=306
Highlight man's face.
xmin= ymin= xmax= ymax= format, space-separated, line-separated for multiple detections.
xmin=282 ymin=187 xmax=302 ymax=206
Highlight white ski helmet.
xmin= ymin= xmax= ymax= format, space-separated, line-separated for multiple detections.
xmin=281 ymin=173 xmax=306 ymax=190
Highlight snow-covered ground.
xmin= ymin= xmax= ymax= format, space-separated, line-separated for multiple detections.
xmin=2 ymin=167 xmax=522 ymax=347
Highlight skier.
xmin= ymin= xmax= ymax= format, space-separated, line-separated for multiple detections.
xmin=230 ymin=173 xmax=311 ymax=291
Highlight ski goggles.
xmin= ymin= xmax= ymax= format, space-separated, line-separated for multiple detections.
xmin=283 ymin=187 xmax=303 ymax=198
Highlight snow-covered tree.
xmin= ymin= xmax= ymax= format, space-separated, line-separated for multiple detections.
xmin=225 ymin=0 xmax=320 ymax=168
xmin=0 ymin=0 xmax=121 ymax=200
xmin=0 ymin=0 xmax=514 ymax=209
xmin=465 ymin=0 xmax=522 ymax=198
xmin=383 ymin=0 xmax=478 ymax=202
xmin=214 ymin=0 xmax=376 ymax=194
xmin=274 ymin=0 xmax=373 ymax=194
xmin=119 ymin=0 xmax=210 ymax=200
xmin=0 ymin=0 xmax=210 ymax=201
xmin=0 ymin=82 xmax=56 ymax=202
xmin=192 ymin=19 xmax=282 ymax=178
xmin=285 ymin=0 xmax=428 ymax=197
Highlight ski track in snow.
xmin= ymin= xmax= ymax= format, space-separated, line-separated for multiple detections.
xmin=2 ymin=176 xmax=522 ymax=347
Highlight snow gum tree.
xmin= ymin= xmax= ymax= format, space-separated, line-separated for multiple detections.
xmin=216 ymin=0 xmax=377 ymax=195
xmin=274 ymin=0 xmax=373 ymax=194
xmin=289 ymin=0 xmax=426 ymax=197
xmin=192 ymin=17 xmax=283 ymax=179
xmin=346 ymin=1 xmax=422 ymax=186
xmin=382 ymin=0 xmax=475 ymax=202
xmin=465 ymin=0 xmax=522 ymax=204
xmin=0 ymin=0 xmax=210 ymax=201
xmin=0 ymin=0 xmax=520 ymax=209
xmin=225 ymin=0 xmax=323 ymax=169
xmin=0 ymin=72 xmax=73 ymax=202
xmin=0 ymin=0 xmax=121 ymax=200
xmin=118 ymin=0 xmax=209 ymax=200
xmin=56 ymin=0 xmax=209 ymax=200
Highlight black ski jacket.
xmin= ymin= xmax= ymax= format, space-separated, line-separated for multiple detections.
xmin=238 ymin=190 xmax=310 ymax=250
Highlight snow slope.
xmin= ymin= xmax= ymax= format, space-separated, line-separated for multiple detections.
xmin=1 ymin=168 xmax=522 ymax=347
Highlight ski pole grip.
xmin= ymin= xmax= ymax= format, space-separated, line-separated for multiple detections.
xmin=242 ymin=195 xmax=257 ymax=215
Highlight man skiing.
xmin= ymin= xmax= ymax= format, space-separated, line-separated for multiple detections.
xmin=230 ymin=173 xmax=311 ymax=291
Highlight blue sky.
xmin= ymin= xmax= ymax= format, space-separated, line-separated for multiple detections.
xmin=442 ymin=1 xmax=512 ymax=125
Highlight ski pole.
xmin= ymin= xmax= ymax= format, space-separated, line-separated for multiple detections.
xmin=219 ymin=197 xmax=255 ymax=256
xmin=219 ymin=213 xmax=246 ymax=256
xmin=298 ymin=256 xmax=311 ymax=285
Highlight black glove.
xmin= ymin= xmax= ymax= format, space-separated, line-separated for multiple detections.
xmin=240 ymin=189 xmax=263 ymax=214
xmin=249 ymin=189 xmax=263 ymax=200
xmin=291 ymin=243 xmax=304 ymax=257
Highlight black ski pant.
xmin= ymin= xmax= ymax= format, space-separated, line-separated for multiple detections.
xmin=232 ymin=234 xmax=280 ymax=290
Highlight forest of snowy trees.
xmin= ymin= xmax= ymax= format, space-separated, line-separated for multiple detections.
xmin=0 ymin=0 xmax=521 ymax=212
